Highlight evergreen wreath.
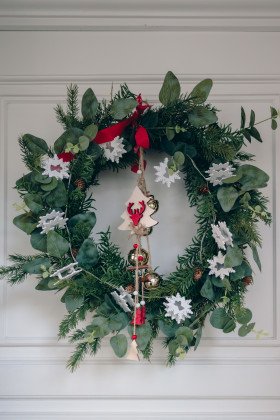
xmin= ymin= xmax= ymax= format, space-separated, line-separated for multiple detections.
xmin=0 ymin=71 xmax=276 ymax=369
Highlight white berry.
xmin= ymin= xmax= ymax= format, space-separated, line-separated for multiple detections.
xmin=137 ymin=170 xmax=142 ymax=174
xmin=133 ymin=291 xmax=138 ymax=296
xmin=136 ymin=303 xmax=141 ymax=308
xmin=140 ymin=300 xmax=146 ymax=305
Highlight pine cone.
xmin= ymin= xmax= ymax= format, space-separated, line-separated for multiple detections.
xmin=125 ymin=284 xmax=135 ymax=293
xmin=74 ymin=178 xmax=85 ymax=190
xmin=198 ymin=185 xmax=209 ymax=195
xmin=72 ymin=248 xmax=79 ymax=258
xmin=243 ymin=276 xmax=252 ymax=287
xmin=194 ymin=268 xmax=203 ymax=281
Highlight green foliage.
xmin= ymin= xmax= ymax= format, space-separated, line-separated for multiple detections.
xmin=2 ymin=71 xmax=273 ymax=370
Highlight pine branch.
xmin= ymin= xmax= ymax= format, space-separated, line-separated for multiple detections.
xmin=58 ymin=304 xmax=89 ymax=339
xmin=18 ymin=136 xmax=42 ymax=170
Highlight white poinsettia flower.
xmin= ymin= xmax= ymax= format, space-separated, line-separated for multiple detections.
xmin=205 ymin=162 xmax=235 ymax=186
xmin=42 ymin=154 xmax=70 ymax=180
xmin=154 ymin=157 xmax=181 ymax=188
xmin=37 ymin=210 xmax=68 ymax=234
xmin=208 ymin=251 xmax=235 ymax=279
xmin=164 ymin=293 xmax=193 ymax=324
xmin=100 ymin=136 xmax=126 ymax=163
xmin=211 ymin=221 xmax=233 ymax=250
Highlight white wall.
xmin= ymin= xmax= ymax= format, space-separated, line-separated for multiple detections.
xmin=0 ymin=1 xmax=280 ymax=419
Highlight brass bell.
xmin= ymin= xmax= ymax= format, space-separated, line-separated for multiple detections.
xmin=128 ymin=248 xmax=149 ymax=265
xmin=144 ymin=272 xmax=162 ymax=290
xmin=147 ymin=195 xmax=159 ymax=213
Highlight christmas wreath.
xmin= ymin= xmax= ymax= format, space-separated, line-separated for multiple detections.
xmin=1 ymin=72 xmax=276 ymax=369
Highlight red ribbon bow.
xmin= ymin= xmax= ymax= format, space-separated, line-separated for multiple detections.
xmin=58 ymin=94 xmax=151 ymax=165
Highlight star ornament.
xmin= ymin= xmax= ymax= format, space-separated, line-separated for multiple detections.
xmin=42 ymin=154 xmax=70 ymax=180
xmin=205 ymin=162 xmax=235 ymax=186
xmin=211 ymin=221 xmax=233 ymax=250
xmin=208 ymin=251 xmax=235 ymax=279
xmin=154 ymin=157 xmax=181 ymax=188
xmin=164 ymin=293 xmax=193 ymax=324
xmin=100 ymin=136 xmax=127 ymax=163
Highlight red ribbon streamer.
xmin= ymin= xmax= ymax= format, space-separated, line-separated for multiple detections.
xmin=58 ymin=94 xmax=151 ymax=163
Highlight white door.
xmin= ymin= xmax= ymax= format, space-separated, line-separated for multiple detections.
xmin=0 ymin=1 xmax=280 ymax=419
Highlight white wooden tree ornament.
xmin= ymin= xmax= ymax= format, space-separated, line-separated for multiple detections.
xmin=118 ymin=186 xmax=158 ymax=233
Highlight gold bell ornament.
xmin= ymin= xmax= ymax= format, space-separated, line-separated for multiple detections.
xmin=144 ymin=272 xmax=162 ymax=290
xmin=147 ymin=195 xmax=159 ymax=213
xmin=128 ymin=247 xmax=149 ymax=266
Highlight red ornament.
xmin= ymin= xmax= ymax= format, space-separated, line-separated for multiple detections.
xmin=138 ymin=256 xmax=143 ymax=261
xmin=132 ymin=335 xmax=137 ymax=340
xmin=131 ymin=308 xmax=143 ymax=326
xmin=133 ymin=244 xmax=138 ymax=249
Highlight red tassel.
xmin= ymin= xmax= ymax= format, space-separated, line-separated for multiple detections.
xmin=130 ymin=308 xmax=143 ymax=325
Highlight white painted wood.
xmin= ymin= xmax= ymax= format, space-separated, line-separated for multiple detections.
xmin=0 ymin=7 xmax=280 ymax=420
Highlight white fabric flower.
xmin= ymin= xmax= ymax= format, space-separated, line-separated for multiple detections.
xmin=211 ymin=221 xmax=233 ymax=250
xmin=208 ymin=251 xmax=235 ymax=279
xmin=37 ymin=210 xmax=68 ymax=234
xmin=164 ymin=293 xmax=193 ymax=324
xmin=205 ymin=162 xmax=235 ymax=186
xmin=41 ymin=154 xmax=70 ymax=180
xmin=154 ymin=157 xmax=181 ymax=188
xmin=100 ymin=136 xmax=126 ymax=163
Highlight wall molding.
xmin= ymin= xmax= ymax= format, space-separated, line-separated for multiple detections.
xmin=0 ymin=0 xmax=280 ymax=32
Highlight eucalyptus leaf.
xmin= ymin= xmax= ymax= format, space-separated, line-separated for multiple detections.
xmin=224 ymin=246 xmax=243 ymax=268
xmin=238 ymin=322 xmax=255 ymax=337
xmin=81 ymin=88 xmax=98 ymax=121
xmin=236 ymin=308 xmax=252 ymax=325
xmin=217 ymin=186 xmax=239 ymax=212
xmin=158 ymin=319 xmax=179 ymax=337
xmin=40 ymin=176 xmax=58 ymax=192
xmin=47 ymin=231 xmax=69 ymax=258
xmin=54 ymin=127 xmax=84 ymax=155
xmin=173 ymin=151 xmax=185 ymax=166
xmin=22 ymin=134 xmax=48 ymax=155
xmin=128 ymin=323 xmax=152 ymax=351
xmin=237 ymin=164 xmax=269 ymax=191
xmin=188 ymin=106 xmax=218 ymax=128
xmin=210 ymin=308 xmax=229 ymax=329
xmin=45 ymin=180 xmax=67 ymax=207
xmin=65 ymin=294 xmax=84 ymax=312
xmin=200 ymin=276 xmax=215 ymax=300
xmin=161 ymin=140 xmax=175 ymax=155
xmin=84 ymin=123 xmax=98 ymax=140
xmin=22 ymin=257 xmax=51 ymax=274
xmin=34 ymin=173 xmax=52 ymax=184
xmin=24 ymin=194 xmax=44 ymax=214
xmin=241 ymin=106 xmax=246 ymax=128
xmin=78 ymin=136 xmax=90 ymax=151
xmin=168 ymin=339 xmax=181 ymax=356
xmin=68 ymin=212 xmax=96 ymax=234
xmin=271 ymin=119 xmax=278 ymax=130
xmin=76 ymin=239 xmax=99 ymax=269
xmin=30 ymin=228 xmax=48 ymax=252
xmin=166 ymin=127 xmax=175 ymax=141
xmin=176 ymin=326 xmax=193 ymax=345
xmin=189 ymin=79 xmax=213 ymax=104
xmin=110 ymin=334 xmax=128 ymax=358
xmin=35 ymin=277 xmax=52 ymax=291
xmin=250 ymin=243 xmax=262 ymax=271
xmin=223 ymin=319 xmax=236 ymax=333
xmin=13 ymin=213 xmax=37 ymax=235
xmin=159 ymin=71 xmax=181 ymax=106
xmin=89 ymin=317 xmax=111 ymax=338
xmin=110 ymin=98 xmax=138 ymax=120
xmin=194 ymin=325 xmax=202 ymax=351
xmin=108 ymin=313 xmax=129 ymax=331
xmin=270 ymin=106 xmax=278 ymax=118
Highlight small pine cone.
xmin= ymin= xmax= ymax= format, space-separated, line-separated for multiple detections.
xmin=125 ymin=284 xmax=135 ymax=293
xmin=198 ymin=185 xmax=209 ymax=195
xmin=194 ymin=268 xmax=203 ymax=281
xmin=74 ymin=178 xmax=85 ymax=190
xmin=72 ymin=248 xmax=79 ymax=258
xmin=243 ymin=276 xmax=252 ymax=287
